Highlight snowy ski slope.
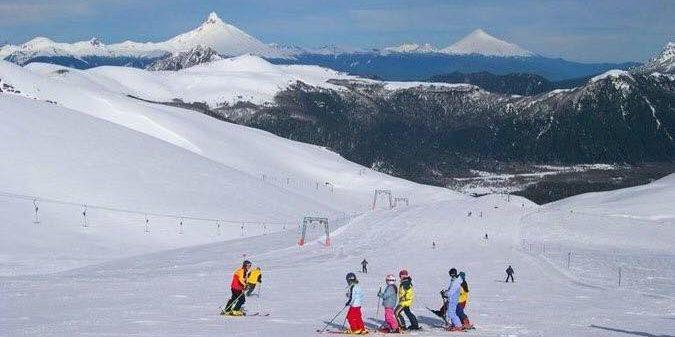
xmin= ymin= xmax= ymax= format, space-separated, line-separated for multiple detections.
xmin=1 ymin=57 xmax=673 ymax=337
xmin=1 ymin=186 xmax=672 ymax=336
xmin=0 ymin=60 xmax=454 ymax=275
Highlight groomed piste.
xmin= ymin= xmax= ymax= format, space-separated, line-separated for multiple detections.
xmin=1 ymin=59 xmax=673 ymax=337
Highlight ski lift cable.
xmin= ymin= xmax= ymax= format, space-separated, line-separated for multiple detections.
xmin=0 ymin=190 xmax=295 ymax=226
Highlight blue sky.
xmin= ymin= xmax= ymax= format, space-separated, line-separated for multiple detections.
xmin=0 ymin=0 xmax=672 ymax=63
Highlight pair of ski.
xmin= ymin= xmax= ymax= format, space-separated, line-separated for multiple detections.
xmin=220 ymin=311 xmax=270 ymax=317
xmin=317 ymin=327 xmax=421 ymax=335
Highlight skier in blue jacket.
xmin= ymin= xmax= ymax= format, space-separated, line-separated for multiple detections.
xmin=445 ymin=268 xmax=464 ymax=331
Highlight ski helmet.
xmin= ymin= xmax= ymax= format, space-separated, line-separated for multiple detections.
xmin=459 ymin=271 xmax=466 ymax=279
xmin=448 ymin=268 xmax=458 ymax=277
xmin=243 ymin=260 xmax=252 ymax=267
xmin=346 ymin=272 xmax=357 ymax=283
xmin=385 ymin=274 xmax=396 ymax=283
xmin=399 ymin=269 xmax=409 ymax=278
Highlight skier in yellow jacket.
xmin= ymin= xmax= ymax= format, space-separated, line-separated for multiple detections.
xmin=395 ymin=270 xmax=420 ymax=330
xmin=246 ymin=267 xmax=262 ymax=296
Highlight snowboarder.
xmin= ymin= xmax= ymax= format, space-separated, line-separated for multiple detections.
xmin=245 ymin=266 xmax=262 ymax=296
xmin=505 ymin=265 xmax=514 ymax=283
xmin=345 ymin=272 xmax=367 ymax=334
xmin=396 ymin=270 xmax=420 ymax=330
xmin=457 ymin=272 xmax=473 ymax=329
xmin=377 ymin=274 xmax=399 ymax=333
xmin=444 ymin=268 xmax=464 ymax=331
xmin=361 ymin=259 xmax=368 ymax=273
xmin=222 ymin=260 xmax=251 ymax=316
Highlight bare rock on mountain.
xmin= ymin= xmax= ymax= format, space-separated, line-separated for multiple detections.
xmin=146 ymin=46 xmax=222 ymax=71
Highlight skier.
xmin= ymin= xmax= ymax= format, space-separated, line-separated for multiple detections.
xmin=345 ymin=272 xmax=367 ymax=334
xmin=222 ymin=260 xmax=251 ymax=316
xmin=457 ymin=272 xmax=473 ymax=329
xmin=484 ymin=233 xmax=488 ymax=240
xmin=432 ymin=241 xmax=436 ymax=249
xmin=245 ymin=266 xmax=262 ymax=296
xmin=396 ymin=270 xmax=420 ymax=330
xmin=361 ymin=259 xmax=368 ymax=273
xmin=505 ymin=265 xmax=515 ymax=283
xmin=429 ymin=289 xmax=449 ymax=320
xmin=444 ymin=268 xmax=464 ymax=331
xmin=377 ymin=274 xmax=399 ymax=333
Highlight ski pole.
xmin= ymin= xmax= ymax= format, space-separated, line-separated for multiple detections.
xmin=257 ymin=283 xmax=262 ymax=313
xmin=220 ymin=291 xmax=246 ymax=313
xmin=376 ymin=287 xmax=381 ymax=318
xmin=318 ymin=306 xmax=348 ymax=332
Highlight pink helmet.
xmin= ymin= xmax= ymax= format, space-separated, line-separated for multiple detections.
xmin=385 ymin=274 xmax=396 ymax=283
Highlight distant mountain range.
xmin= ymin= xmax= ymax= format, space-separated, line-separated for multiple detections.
xmin=1 ymin=36 xmax=673 ymax=197
xmin=428 ymin=72 xmax=591 ymax=96
xmin=1 ymin=12 xmax=639 ymax=81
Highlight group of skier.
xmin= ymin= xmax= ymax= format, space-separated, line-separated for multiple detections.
xmin=343 ymin=267 xmax=473 ymax=334
xmin=221 ymin=260 xmax=479 ymax=333
xmin=221 ymin=260 xmax=263 ymax=316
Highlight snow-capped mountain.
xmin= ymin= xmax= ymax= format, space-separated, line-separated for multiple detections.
xmin=160 ymin=12 xmax=286 ymax=58
xmin=0 ymin=12 xmax=288 ymax=65
xmin=382 ymin=43 xmax=438 ymax=54
xmin=635 ymin=42 xmax=675 ymax=74
xmin=440 ymin=29 xmax=533 ymax=57
xmin=146 ymin=45 xmax=222 ymax=71
xmin=378 ymin=30 xmax=533 ymax=57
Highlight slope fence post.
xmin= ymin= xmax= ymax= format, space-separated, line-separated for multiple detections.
xmin=32 ymin=199 xmax=40 ymax=224
xmin=81 ymin=204 xmax=88 ymax=228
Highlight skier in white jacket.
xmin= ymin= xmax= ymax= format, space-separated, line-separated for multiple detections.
xmin=445 ymin=268 xmax=464 ymax=331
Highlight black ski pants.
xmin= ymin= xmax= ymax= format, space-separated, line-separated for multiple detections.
xmin=396 ymin=305 xmax=419 ymax=329
xmin=225 ymin=288 xmax=245 ymax=311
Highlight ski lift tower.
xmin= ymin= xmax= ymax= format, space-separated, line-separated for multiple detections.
xmin=298 ymin=217 xmax=330 ymax=247
xmin=372 ymin=189 xmax=393 ymax=210
xmin=394 ymin=197 xmax=409 ymax=207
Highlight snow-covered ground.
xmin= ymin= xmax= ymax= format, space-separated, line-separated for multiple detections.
xmin=2 ymin=184 xmax=673 ymax=337
xmin=520 ymin=174 xmax=675 ymax=297
xmin=447 ymin=164 xmax=621 ymax=195
xmin=1 ymin=54 xmax=673 ymax=337
xmin=0 ymin=60 xmax=452 ymax=275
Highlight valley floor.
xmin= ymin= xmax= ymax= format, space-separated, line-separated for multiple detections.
xmin=2 ymin=196 xmax=673 ymax=337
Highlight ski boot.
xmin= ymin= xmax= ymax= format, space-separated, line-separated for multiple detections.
xmin=445 ymin=325 xmax=463 ymax=332
xmin=227 ymin=310 xmax=245 ymax=316
xmin=462 ymin=318 xmax=475 ymax=330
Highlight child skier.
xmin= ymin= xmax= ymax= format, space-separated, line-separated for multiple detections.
xmin=222 ymin=260 xmax=251 ymax=316
xmin=245 ymin=266 xmax=262 ymax=296
xmin=345 ymin=272 xmax=367 ymax=334
xmin=395 ymin=270 xmax=420 ymax=330
xmin=444 ymin=268 xmax=464 ymax=331
xmin=377 ymin=274 xmax=399 ymax=333
xmin=457 ymin=272 xmax=473 ymax=329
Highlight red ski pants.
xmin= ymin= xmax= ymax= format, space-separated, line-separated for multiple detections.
xmin=347 ymin=306 xmax=365 ymax=331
